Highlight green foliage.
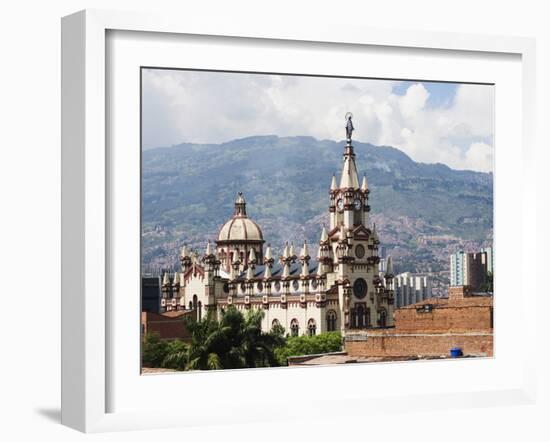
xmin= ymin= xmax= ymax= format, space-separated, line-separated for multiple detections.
xmin=274 ymin=332 xmax=343 ymax=366
xmin=141 ymin=332 xmax=170 ymax=367
xmin=161 ymin=340 xmax=189 ymax=370
xmin=145 ymin=306 xmax=287 ymax=371
xmin=480 ymin=271 xmax=494 ymax=293
xmin=143 ymin=313 xmax=344 ymax=370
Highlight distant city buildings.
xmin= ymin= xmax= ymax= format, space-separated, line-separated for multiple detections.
xmin=393 ymin=273 xmax=432 ymax=308
xmin=450 ymin=246 xmax=493 ymax=291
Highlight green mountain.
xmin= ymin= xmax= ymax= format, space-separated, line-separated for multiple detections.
xmin=141 ymin=136 xmax=493 ymax=283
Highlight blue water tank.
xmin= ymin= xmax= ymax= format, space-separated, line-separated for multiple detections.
xmin=450 ymin=347 xmax=463 ymax=358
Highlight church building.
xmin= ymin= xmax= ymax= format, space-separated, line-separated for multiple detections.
xmin=160 ymin=115 xmax=395 ymax=336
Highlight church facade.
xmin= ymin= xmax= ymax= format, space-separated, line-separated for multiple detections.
xmin=160 ymin=117 xmax=395 ymax=336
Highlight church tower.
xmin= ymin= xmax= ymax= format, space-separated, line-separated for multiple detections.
xmin=326 ymin=113 xmax=394 ymax=331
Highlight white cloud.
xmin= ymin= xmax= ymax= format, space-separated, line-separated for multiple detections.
xmin=463 ymin=142 xmax=494 ymax=172
xmin=398 ymin=83 xmax=429 ymax=118
xmin=142 ymin=70 xmax=494 ymax=173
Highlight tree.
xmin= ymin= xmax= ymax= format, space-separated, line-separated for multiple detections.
xmin=274 ymin=332 xmax=343 ymax=366
xmin=161 ymin=340 xmax=189 ymax=370
xmin=480 ymin=271 xmax=493 ymax=293
xmin=182 ymin=306 xmax=285 ymax=370
xmin=141 ymin=332 xmax=170 ymax=367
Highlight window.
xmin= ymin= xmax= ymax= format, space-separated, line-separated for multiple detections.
xmin=379 ymin=309 xmax=387 ymax=327
xmin=274 ymin=281 xmax=281 ymax=292
xmin=307 ymin=319 xmax=317 ymax=336
xmin=290 ymin=319 xmax=299 ymax=337
xmin=353 ymin=278 xmax=368 ymax=299
xmin=326 ymin=310 xmax=337 ymax=331
xmin=271 ymin=319 xmax=281 ymax=332
xmin=356 ymin=305 xmax=365 ymax=328
xmin=351 ymin=304 xmax=367 ymax=328
xmin=292 ymin=280 xmax=300 ymax=291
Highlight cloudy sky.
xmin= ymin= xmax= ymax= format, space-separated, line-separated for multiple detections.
xmin=142 ymin=69 xmax=494 ymax=172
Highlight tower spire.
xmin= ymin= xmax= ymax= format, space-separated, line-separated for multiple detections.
xmin=339 ymin=113 xmax=360 ymax=189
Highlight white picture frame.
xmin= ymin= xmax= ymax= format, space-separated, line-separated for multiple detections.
xmin=61 ymin=9 xmax=537 ymax=433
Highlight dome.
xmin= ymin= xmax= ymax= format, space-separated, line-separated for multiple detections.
xmin=218 ymin=217 xmax=263 ymax=242
xmin=216 ymin=193 xmax=264 ymax=243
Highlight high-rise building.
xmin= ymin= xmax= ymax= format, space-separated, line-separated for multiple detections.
xmin=449 ymin=247 xmax=492 ymax=291
xmin=480 ymin=246 xmax=494 ymax=275
xmin=393 ymin=272 xmax=432 ymax=308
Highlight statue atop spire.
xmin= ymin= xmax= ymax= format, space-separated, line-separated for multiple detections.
xmin=345 ymin=112 xmax=354 ymax=142
xmin=339 ymin=113 xmax=360 ymax=189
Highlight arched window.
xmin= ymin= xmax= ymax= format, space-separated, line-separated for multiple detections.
xmin=379 ymin=309 xmax=387 ymax=327
xmin=356 ymin=304 xmax=365 ymax=328
xmin=188 ymin=301 xmax=192 ymax=310
xmin=326 ymin=310 xmax=337 ymax=331
xmin=351 ymin=304 xmax=367 ymax=329
xmin=271 ymin=319 xmax=281 ymax=332
xmin=290 ymin=319 xmax=299 ymax=337
xmin=198 ymin=301 xmax=202 ymax=321
xmin=192 ymin=294 xmax=198 ymax=309
xmin=307 ymin=319 xmax=316 ymax=336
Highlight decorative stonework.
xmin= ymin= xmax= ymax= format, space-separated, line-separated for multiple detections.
xmin=168 ymin=115 xmax=395 ymax=335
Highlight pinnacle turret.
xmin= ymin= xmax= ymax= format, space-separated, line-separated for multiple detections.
xmin=361 ymin=174 xmax=368 ymax=192
xmin=181 ymin=244 xmax=189 ymax=258
xmin=386 ymin=255 xmax=393 ymax=275
xmin=248 ymin=247 xmax=257 ymax=264
xmin=320 ymin=226 xmax=328 ymax=243
xmin=330 ymin=174 xmax=338 ymax=191
xmin=205 ymin=240 xmax=213 ymax=256
xmin=300 ymin=240 xmax=309 ymax=260
xmin=264 ymin=244 xmax=273 ymax=263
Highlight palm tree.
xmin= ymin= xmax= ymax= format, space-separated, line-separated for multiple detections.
xmin=181 ymin=306 xmax=284 ymax=370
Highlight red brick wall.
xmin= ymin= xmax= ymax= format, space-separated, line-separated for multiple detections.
xmin=141 ymin=312 xmax=192 ymax=341
xmin=346 ymin=333 xmax=493 ymax=358
xmin=395 ymin=304 xmax=492 ymax=334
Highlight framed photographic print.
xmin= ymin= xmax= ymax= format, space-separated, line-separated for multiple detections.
xmin=61 ymin=9 xmax=537 ymax=433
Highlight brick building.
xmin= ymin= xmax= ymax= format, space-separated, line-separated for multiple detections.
xmin=345 ymin=286 xmax=493 ymax=359
xmin=141 ymin=310 xmax=195 ymax=341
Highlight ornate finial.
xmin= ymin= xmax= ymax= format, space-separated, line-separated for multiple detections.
xmin=345 ymin=112 xmax=354 ymax=142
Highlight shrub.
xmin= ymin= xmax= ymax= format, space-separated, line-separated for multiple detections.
xmin=275 ymin=332 xmax=343 ymax=366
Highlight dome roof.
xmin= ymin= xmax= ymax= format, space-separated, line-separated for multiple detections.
xmin=218 ymin=217 xmax=263 ymax=242
xmin=217 ymin=193 xmax=264 ymax=243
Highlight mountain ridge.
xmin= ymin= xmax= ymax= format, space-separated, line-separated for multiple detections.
xmin=141 ymin=135 xmax=493 ymax=292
